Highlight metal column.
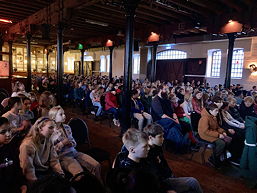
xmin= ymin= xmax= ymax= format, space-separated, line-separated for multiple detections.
xmin=81 ymin=49 xmax=85 ymax=76
xmin=121 ymin=0 xmax=140 ymax=134
xmin=109 ymin=46 xmax=114 ymax=81
xmin=224 ymin=33 xmax=236 ymax=88
xmin=57 ymin=23 xmax=64 ymax=105
xmin=150 ymin=43 xmax=158 ymax=82
xmin=26 ymin=33 xmax=32 ymax=92
xmin=8 ymin=40 xmax=13 ymax=78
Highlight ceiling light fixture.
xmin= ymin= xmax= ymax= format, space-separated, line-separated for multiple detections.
xmin=85 ymin=19 xmax=108 ymax=27
xmin=0 ymin=18 xmax=12 ymax=23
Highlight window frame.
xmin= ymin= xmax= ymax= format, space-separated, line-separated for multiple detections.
xmin=156 ymin=49 xmax=187 ymax=60
xmin=210 ymin=49 xmax=222 ymax=78
xmin=231 ymin=48 xmax=244 ymax=79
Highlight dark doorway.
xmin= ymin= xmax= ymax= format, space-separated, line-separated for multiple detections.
xmin=155 ymin=58 xmax=206 ymax=83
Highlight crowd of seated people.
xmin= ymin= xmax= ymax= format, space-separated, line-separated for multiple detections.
xmin=1 ymin=76 xmax=257 ymax=192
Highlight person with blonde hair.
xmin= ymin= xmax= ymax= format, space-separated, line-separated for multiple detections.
xmin=19 ymin=117 xmax=64 ymax=182
xmin=239 ymin=96 xmax=256 ymax=119
xmin=48 ymin=106 xmax=102 ymax=181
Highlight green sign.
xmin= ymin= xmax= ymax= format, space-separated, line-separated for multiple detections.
xmin=77 ymin=43 xmax=83 ymax=50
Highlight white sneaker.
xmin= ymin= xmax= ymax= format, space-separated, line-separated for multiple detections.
xmin=91 ymin=111 xmax=95 ymax=115
xmin=113 ymin=119 xmax=118 ymax=126
xmin=116 ymin=120 xmax=120 ymax=127
xmin=226 ymin=151 xmax=232 ymax=159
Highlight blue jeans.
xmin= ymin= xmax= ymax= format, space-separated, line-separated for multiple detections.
xmin=107 ymin=107 xmax=119 ymax=120
xmin=164 ymin=177 xmax=203 ymax=193
xmin=93 ymin=101 xmax=102 ymax=116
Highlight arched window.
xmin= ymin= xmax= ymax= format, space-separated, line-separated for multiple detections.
xmin=231 ymin=48 xmax=244 ymax=79
xmin=211 ymin=50 xmax=222 ymax=77
xmin=106 ymin=55 xmax=110 ymax=72
xmin=157 ymin=49 xmax=187 ymax=60
xmin=100 ymin=55 xmax=106 ymax=72
xmin=133 ymin=54 xmax=140 ymax=74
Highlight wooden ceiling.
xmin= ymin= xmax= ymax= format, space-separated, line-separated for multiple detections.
xmin=0 ymin=0 xmax=257 ymax=46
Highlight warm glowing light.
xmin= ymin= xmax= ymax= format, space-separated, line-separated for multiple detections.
xmin=228 ymin=20 xmax=233 ymax=23
xmin=251 ymin=71 xmax=257 ymax=76
xmin=148 ymin=32 xmax=160 ymax=42
xmin=106 ymin=40 xmax=113 ymax=47
xmin=0 ymin=18 xmax=12 ymax=23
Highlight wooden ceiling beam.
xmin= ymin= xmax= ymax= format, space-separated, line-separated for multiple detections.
xmin=139 ymin=3 xmax=190 ymax=21
xmin=90 ymin=5 xmax=150 ymax=25
xmin=93 ymin=4 xmax=161 ymax=25
xmin=8 ymin=0 xmax=101 ymax=35
xmin=0 ymin=0 xmax=45 ymax=11
xmin=165 ymin=0 xmax=211 ymax=17
xmin=217 ymin=0 xmax=244 ymax=12
xmin=136 ymin=8 xmax=174 ymax=23
xmin=75 ymin=9 xmax=125 ymax=27
xmin=0 ymin=6 xmax=35 ymax=16
xmin=188 ymin=0 xmax=225 ymax=14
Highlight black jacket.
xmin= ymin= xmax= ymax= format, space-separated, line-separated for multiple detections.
xmin=0 ymin=137 xmax=26 ymax=193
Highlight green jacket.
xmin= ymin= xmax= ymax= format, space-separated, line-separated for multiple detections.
xmin=240 ymin=116 xmax=257 ymax=179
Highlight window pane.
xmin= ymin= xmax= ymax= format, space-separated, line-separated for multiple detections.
xmin=133 ymin=54 xmax=140 ymax=74
xmin=211 ymin=50 xmax=221 ymax=77
xmin=100 ymin=55 xmax=106 ymax=72
xmin=157 ymin=50 xmax=187 ymax=60
xmin=231 ymin=49 xmax=244 ymax=79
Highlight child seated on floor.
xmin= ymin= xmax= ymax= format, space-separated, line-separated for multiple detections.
xmin=143 ymin=123 xmax=203 ymax=193
xmin=0 ymin=117 xmax=27 ymax=193
xmin=48 ymin=106 xmax=102 ymax=182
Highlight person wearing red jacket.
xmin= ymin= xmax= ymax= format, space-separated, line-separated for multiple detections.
xmin=105 ymin=88 xmax=120 ymax=126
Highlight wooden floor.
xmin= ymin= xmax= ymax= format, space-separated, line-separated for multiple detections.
xmin=65 ymin=107 xmax=256 ymax=193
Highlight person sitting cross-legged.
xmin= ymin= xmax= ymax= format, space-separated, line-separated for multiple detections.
xmin=131 ymin=89 xmax=152 ymax=130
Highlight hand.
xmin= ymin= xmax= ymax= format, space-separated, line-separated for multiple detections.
xmin=219 ymin=134 xmax=225 ymax=139
xmin=22 ymin=120 xmax=30 ymax=129
xmin=55 ymin=142 xmax=64 ymax=152
xmin=228 ymin=129 xmax=235 ymax=135
xmin=17 ymin=124 xmax=26 ymax=131
xmin=167 ymin=191 xmax=177 ymax=193
xmin=20 ymin=185 xmax=27 ymax=193
xmin=222 ymin=132 xmax=227 ymax=136
xmin=239 ymin=124 xmax=245 ymax=129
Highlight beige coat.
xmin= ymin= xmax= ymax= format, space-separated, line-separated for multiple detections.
xmin=198 ymin=108 xmax=225 ymax=142
xmin=19 ymin=137 xmax=64 ymax=181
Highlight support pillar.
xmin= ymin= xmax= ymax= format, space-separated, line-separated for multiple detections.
xmin=8 ymin=40 xmax=13 ymax=78
xmin=46 ymin=49 xmax=49 ymax=77
xmin=81 ymin=49 xmax=85 ymax=76
xmin=57 ymin=23 xmax=64 ymax=105
xmin=26 ymin=33 xmax=32 ymax=92
xmin=121 ymin=0 xmax=140 ymax=134
xmin=150 ymin=43 xmax=158 ymax=82
xmin=109 ymin=46 xmax=114 ymax=81
xmin=0 ymin=36 xmax=3 ymax=61
xmin=224 ymin=33 xmax=236 ymax=88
